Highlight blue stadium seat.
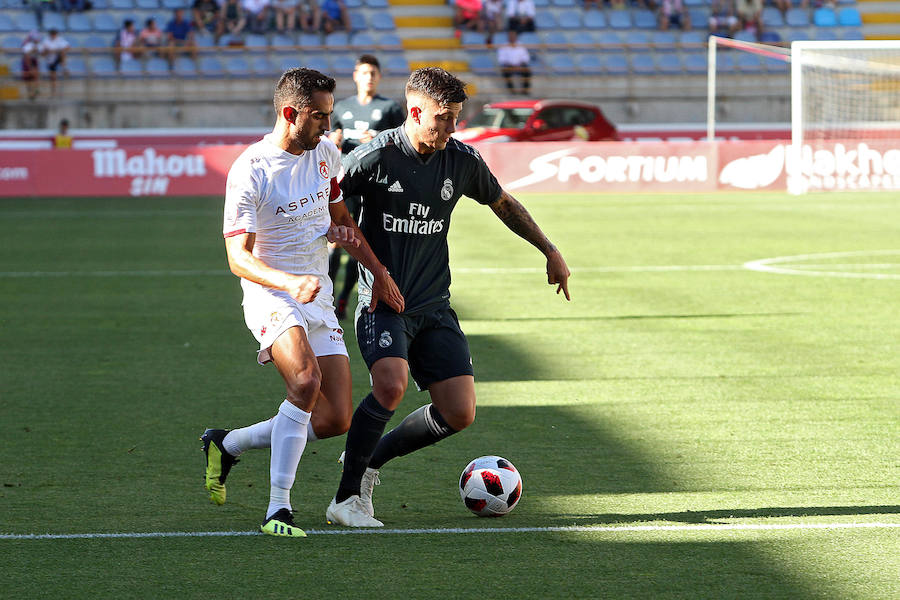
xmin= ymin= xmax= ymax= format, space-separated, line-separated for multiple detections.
xmin=14 ymin=12 xmax=39 ymax=31
xmin=349 ymin=11 xmax=366 ymax=30
xmin=378 ymin=32 xmax=403 ymax=50
xmin=813 ymin=29 xmax=838 ymax=40
xmin=837 ymin=7 xmax=862 ymax=26
xmin=350 ymin=31 xmax=375 ymax=47
xmin=605 ymin=52 xmax=628 ymax=75
xmin=840 ymin=27 xmax=863 ymax=40
xmin=370 ymin=13 xmax=395 ymax=30
xmin=145 ymin=56 xmax=170 ymax=75
xmin=110 ymin=0 xmax=134 ymax=8
xmin=491 ymin=30 xmax=509 ymax=45
xmin=683 ymin=52 xmax=706 ymax=74
xmin=67 ymin=13 xmax=93 ymax=32
xmin=298 ymin=33 xmax=322 ymax=47
xmin=460 ymin=30 xmax=487 ymax=46
xmin=657 ymin=53 xmax=682 ymax=74
xmin=518 ymin=31 xmax=540 ymax=45
xmin=608 ymin=11 xmax=632 ymax=29
xmin=172 ymin=55 xmax=197 ymax=75
xmin=244 ymin=33 xmax=267 ymax=49
xmin=468 ymin=52 xmax=496 ymax=75
xmin=532 ymin=0 xmax=549 ymax=6
xmin=785 ymin=8 xmax=810 ymax=27
xmin=93 ymin=13 xmax=120 ymax=33
xmin=762 ymin=7 xmax=784 ymax=28
xmin=557 ymin=10 xmax=582 ymax=29
xmin=270 ymin=33 xmax=294 ymax=47
xmin=382 ymin=53 xmax=408 ymax=75
xmin=786 ymin=28 xmax=811 ymax=41
xmin=344 ymin=0 xmax=362 ymax=6
xmin=90 ymin=55 xmax=118 ymax=76
xmin=595 ymin=30 xmax=623 ymax=48
xmin=688 ymin=8 xmax=709 ymax=26
xmin=569 ymin=30 xmax=595 ymax=46
xmin=120 ymin=59 xmax=144 ymax=76
xmin=224 ymin=56 xmax=250 ymax=76
xmin=194 ymin=33 xmax=215 ymax=47
xmin=0 ymin=14 xmax=13 ymax=33
xmin=547 ymin=53 xmax=576 ymax=74
xmin=813 ymin=7 xmax=837 ymax=26
xmin=736 ymin=53 xmax=763 ymax=73
xmin=1 ymin=34 xmax=21 ymax=50
xmin=364 ymin=0 xmax=388 ymax=7
xmin=304 ymin=54 xmax=330 ymax=73
xmin=199 ymin=56 xmax=224 ymax=76
xmin=651 ymin=30 xmax=677 ymax=49
xmin=136 ymin=0 xmax=159 ymax=8
xmin=583 ymin=10 xmax=606 ymax=29
xmin=83 ymin=34 xmax=110 ymax=48
xmin=716 ymin=53 xmax=736 ymax=72
xmin=324 ymin=31 xmax=349 ymax=46
xmin=551 ymin=0 xmax=577 ymax=6
xmin=624 ymin=30 xmax=651 ymax=51
xmin=251 ymin=55 xmax=277 ymax=75
xmin=630 ymin=53 xmax=656 ymax=74
xmin=679 ymin=30 xmax=706 ymax=45
xmin=633 ymin=9 xmax=657 ymax=29
xmin=762 ymin=56 xmax=789 ymax=73
xmin=66 ymin=56 xmax=88 ymax=77
xmin=541 ymin=30 xmax=569 ymax=46
xmin=574 ymin=53 xmax=603 ymax=74
xmin=42 ymin=12 xmax=67 ymax=31
xmin=734 ymin=30 xmax=757 ymax=42
xmin=759 ymin=30 xmax=782 ymax=43
xmin=534 ymin=10 xmax=557 ymax=28
xmin=161 ymin=0 xmax=186 ymax=7
xmin=332 ymin=53 xmax=356 ymax=75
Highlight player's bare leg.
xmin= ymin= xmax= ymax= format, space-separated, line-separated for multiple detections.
xmin=310 ymin=354 xmax=353 ymax=438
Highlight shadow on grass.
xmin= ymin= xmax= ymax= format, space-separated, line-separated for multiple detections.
xmin=547 ymin=505 xmax=900 ymax=526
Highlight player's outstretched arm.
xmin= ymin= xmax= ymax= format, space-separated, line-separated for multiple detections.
xmin=488 ymin=189 xmax=571 ymax=301
xmin=224 ymin=232 xmax=321 ymax=303
xmin=329 ymin=200 xmax=405 ymax=313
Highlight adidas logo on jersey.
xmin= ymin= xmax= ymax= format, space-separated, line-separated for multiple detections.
xmin=388 ymin=181 xmax=404 ymax=193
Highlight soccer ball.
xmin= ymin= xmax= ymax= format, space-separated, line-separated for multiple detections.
xmin=458 ymin=455 xmax=523 ymax=517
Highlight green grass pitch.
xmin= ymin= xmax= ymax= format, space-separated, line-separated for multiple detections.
xmin=0 ymin=192 xmax=898 ymax=599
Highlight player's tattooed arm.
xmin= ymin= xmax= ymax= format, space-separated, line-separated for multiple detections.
xmin=489 ymin=189 xmax=572 ymax=301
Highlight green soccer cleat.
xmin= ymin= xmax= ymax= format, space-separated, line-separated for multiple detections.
xmin=260 ymin=508 xmax=306 ymax=537
xmin=200 ymin=428 xmax=238 ymax=506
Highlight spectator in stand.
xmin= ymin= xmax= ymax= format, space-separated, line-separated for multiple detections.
xmin=166 ymin=8 xmax=197 ymax=62
xmin=113 ymin=19 xmax=142 ymax=65
xmin=54 ymin=119 xmax=72 ymax=148
xmin=506 ymin=0 xmax=535 ymax=33
xmin=140 ymin=18 xmax=165 ymax=56
xmin=583 ymin=0 xmax=602 ymax=9
xmin=39 ymin=28 xmax=69 ymax=97
xmin=482 ymin=0 xmax=505 ymax=44
xmin=735 ymin=0 xmax=762 ymax=34
xmin=21 ymin=32 xmax=41 ymax=101
xmin=297 ymin=0 xmax=321 ymax=33
xmin=193 ymin=0 xmax=221 ymax=35
xmin=658 ymin=0 xmax=691 ymax=30
xmin=454 ymin=0 xmax=483 ymax=35
xmin=241 ymin=0 xmax=272 ymax=34
xmin=272 ymin=0 xmax=297 ymax=33
xmin=709 ymin=0 xmax=739 ymax=36
xmin=319 ymin=0 xmax=350 ymax=33
xmin=218 ymin=0 xmax=247 ymax=40
xmin=497 ymin=29 xmax=531 ymax=96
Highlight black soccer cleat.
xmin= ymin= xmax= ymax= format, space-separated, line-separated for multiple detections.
xmin=200 ymin=428 xmax=238 ymax=506
xmin=260 ymin=508 xmax=306 ymax=537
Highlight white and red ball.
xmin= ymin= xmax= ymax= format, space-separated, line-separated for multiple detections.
xmin=459 ymin=455 xmax=523 ymax=517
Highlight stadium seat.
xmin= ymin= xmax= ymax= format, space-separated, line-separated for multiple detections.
xmin=734 ymin=30 xmax=757 ymax=43
xmin=460 ymin=30 xmax=487 ymax=46
xmin=332 ymin=53 xmax=356 ymax=75
xmin=595 ymin=30 xmax=623 ymax=48
xmin=786 ymin=28 xmax=811 ymax=42
xmin=66 ymin=56 xmax=88 ymax=77
xmin=814 ymin=28 xmax=838 ymax=40
xmin=680 ymin=30 xmax=706 ymax=45
xmin=491 ymin=30 xmax=509 ymax=45
xmin=251 ymin=55 xmax=277 ymax=75
xmin=244 ymin=33 xmax=267 ymax=49
xmin=350 ymin=31 xmax=375 ymax=47
xmin=67 ymin=13 xmax=93 ymax=32
xmin=630 ymin=53 xmax=656 ymax=74
xmin=199 ymin=56 xmax=224 ymax=76
xmin=90 ymin=55 xmax=118 ymax=76
xmin=657 ymin=53 xmax=682 ymax=74
xmin=840 ymin=28 xmax=863 ymax=40
xmin=0 ymin=14 xmax=13 ymax=33
xmin=716 ymin=53 xmax=736 ymax=72
xmin=762 ymin=7 xmax=784 ymax=28
xmin=837 ymin=7 xmax=862 ymax=26
xmin=813 ymin=7 xmax=837 ymax=27
xmin=650 ymin=30 xmax=677 ymax=49
xmin=136 ymin=0 xmax=159 ymax=8
xmin=633 ymin=9 xmax=657 ymax=29
xmin=785 ymin=8 xmax=810 ymax=27
xmin=110 ymin=0 xmax=134 ymax=8
xmin=547 ymin=53 xmax=577 ymax=75
xmin=583 ymin=10 xmax=606 ymax=29
xmin=569 ymin=30 xmax=595 ymax=46
xmin=13 ymin=12 xmax=39 ymax=31
xmin=145 ymin=56 xmax=170 ymax=75
xmin=194 ymin=33 xmax=215 ymax=47
xmin=551 ymin=0 xmax=577 ymax=6
xmin=759 ymin=30 xmax=782 ymax=43
xmin=224 ymin=55 xmax=250 ymax=76
xmin=324 ymin=31 xmax=349 ymax=47
xmin=1 ymin=35 xmax=21 ymax=50
xmin=344 ymin=0 xmax=363 ymax=7
xmin=298 ymin=32 xmax=322 ymax=47
xmin=605 ymin=52 xmax=628 ymax=75
xmin=531 ymin=0 xmax=549 ymax=6
xmin=382 ymin=53 xmax=408 ymax=75
xmin=370 ymin=13 xmax=395 ymax=30
xmin=120 ymin=59 xmax=143 ymax=76
xmin=364 ymin=0 xmax=388 ymax=8
xmin=518 ymin=31 xmax=539 ymax=45
xmin=762 ymin=56 xmax=789 ymax=73
xmin=574 ymin=53 xmax=603 ymax=75
xmin=161 ymin=0 xmax=185 ymax=7
xmin=304 ymin=54 xmax=330 ymax=73
xmin=683 ymin=52 xmax=706 ymax=74
xmin=269 ymin=33 xmax=294 ymax=47
xmin=468 ymin=52 xmax=496 ymax=75
xmin=557 ymin=10 xmax=582 ymax=29
xmin=42 ymin=12 xmax=67 ymax=31
xmin=172 ymin=55 xmax=197 ymax=76
xmin=534 ymin=10 xmax=557 ymax=28
xmin=542 ymin=30 xmax=569 ymax=46
xmin=608 ymin=11 xmax=632 ymax=29
xmin=93 ymin=13 xmax=120 ymax=33
xmin=349 ymin=11 xmax=366 ymax=30
xmin=736 ymin=53 xmax=763 ymax=73
xmin=378 ymin=32 xmax=403 ymax=50
xmin=624 ymin=30 xmax=651 ymax=51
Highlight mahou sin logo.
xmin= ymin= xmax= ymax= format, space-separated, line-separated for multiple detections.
xmin=91 ymin=148 xmax=207 ymax=178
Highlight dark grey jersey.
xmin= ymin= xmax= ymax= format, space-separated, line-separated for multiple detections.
xmin=331 ymin=95 xmax=405 ymax=155
xmin=341 ymin=126 xmax=503 ymax=315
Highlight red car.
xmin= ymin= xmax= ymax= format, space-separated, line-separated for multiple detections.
xmin=453 ymin=99 xmax=619 ymax=143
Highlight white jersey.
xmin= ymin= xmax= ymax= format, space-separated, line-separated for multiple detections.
xmin=223 ymin=133 xmax=344 ymax=303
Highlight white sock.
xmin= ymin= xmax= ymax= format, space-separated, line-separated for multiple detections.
xmin=222 ymin=418 xmax=274 ymax=457
xmin=267 ymin=400 xmax=311 ymax=519
xmin=221 ymin=418 xmax=317 ymax=457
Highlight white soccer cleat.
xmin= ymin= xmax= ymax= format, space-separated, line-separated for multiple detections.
xmin=326 ymin=495 xmax=384 ymax=527
xmin=359 ymin=467 xmax=380 ymax=517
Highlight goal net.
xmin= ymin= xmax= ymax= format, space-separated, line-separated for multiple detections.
xmin=707 ymin=37 xmax=900 ymax=193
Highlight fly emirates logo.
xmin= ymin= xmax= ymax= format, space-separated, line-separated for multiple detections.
xmin=383 ymin=202 xmax=444 ymax=235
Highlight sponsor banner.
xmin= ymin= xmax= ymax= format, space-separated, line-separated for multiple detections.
xmin=4 ymin=140 xmax=900 ymax=197
xmin=0 ymin=145 xmax=246 ymax=197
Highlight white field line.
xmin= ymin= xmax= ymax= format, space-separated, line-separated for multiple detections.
xmin=1 ymin=522 xmax=898 ymax=541
xmin=744 ymin=250 xmax=900 ymax=281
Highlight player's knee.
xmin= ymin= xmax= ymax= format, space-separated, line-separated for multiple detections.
xmin=373 ymin=377 xmax=407 ymax=406
xmin=285 ymin=369 xmax=321 ymax=403
xmin=442 ymin=404 xmax=475 ymax=432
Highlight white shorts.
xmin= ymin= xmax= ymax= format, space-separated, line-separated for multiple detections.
xmin=242 ymin=286 xmax=347 ymax=365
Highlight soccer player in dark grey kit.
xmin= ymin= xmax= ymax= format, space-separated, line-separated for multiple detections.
xmin=325 ymin=67 xmax=570 ymax=527
xmin=328 ymin=54 xmax=406 ymax=320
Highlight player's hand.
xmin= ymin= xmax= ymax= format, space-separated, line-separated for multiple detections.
xmin=285 ymin=274 xmax=321 ymax=304
xmin=369 ymin=267 xmax=404 ymax=313
xmin=546 ymin=250 xmax=571 ymax=301
xmin=327 ymin=224 xmax=360 ymax=248
xmin=359 ymin=130 xmax=376 ymax=144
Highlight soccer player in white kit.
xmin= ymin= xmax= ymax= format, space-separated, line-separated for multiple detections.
xmin=200 ymin=68 xmax=404 ymax=537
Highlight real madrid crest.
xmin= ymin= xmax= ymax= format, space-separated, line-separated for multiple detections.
xmin=440 ymin=178 xmax=453 ymax=201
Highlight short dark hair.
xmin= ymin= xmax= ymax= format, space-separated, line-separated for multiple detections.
xmin=273 ymin=68 xmax=336 ymax=112
xmin=356 ymin=54 xmax=381 ymax=71
xmin=405 ymin=67 xmax=467 ymax=105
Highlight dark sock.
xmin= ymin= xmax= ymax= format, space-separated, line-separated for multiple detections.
xmin=335 ymin=393 xmax=394 ymax=503
xmin=369 ymin=404 xmax=457 ymax=470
